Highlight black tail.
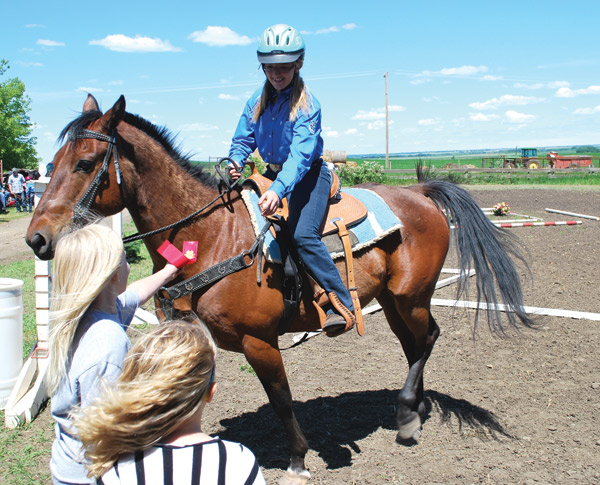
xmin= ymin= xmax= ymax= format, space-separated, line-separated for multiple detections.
xmin=420 ymin=176 xmax=534 ymax=335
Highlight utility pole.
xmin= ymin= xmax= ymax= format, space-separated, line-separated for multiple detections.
xmin=384 ymin=72 xmax=389 ymax=169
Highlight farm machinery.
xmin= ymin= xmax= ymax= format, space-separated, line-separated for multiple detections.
xmin=546 ymin=151 xmax=593 ymax=168
xmin=481 ymin=148 xmax=542 ymax=169
xmin=482 ymin=148 xmax=596 ymax=169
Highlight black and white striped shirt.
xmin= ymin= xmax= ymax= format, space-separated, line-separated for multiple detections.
xmin=98 ymin=438 xmax=265 ymax=485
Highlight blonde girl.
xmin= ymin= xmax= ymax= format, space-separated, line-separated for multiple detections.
xmin=49 ymin=223 xmax=179 ymax=485
xmin=74 ymin=320 xmax=265 ymax=485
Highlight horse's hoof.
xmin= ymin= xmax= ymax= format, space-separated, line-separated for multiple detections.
xmin=278 ymin=468 xmax=310 ymax=485
xmin=396 ymin=414 xmax=422 ymax=442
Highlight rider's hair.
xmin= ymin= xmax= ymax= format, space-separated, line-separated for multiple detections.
xmin=73 ymin=320 xmax=217 ymax=478
xmin=252 ymin=56 xmax=311 ymax=123
xmin=47 ymin=224 xmax=124 ymax=395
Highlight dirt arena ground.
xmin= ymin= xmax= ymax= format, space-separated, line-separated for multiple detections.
xmin=2 ymin=186 xmax=599 ymax=484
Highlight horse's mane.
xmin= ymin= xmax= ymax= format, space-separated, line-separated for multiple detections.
xmin=58 ymin=109 xmax=219 ymax=189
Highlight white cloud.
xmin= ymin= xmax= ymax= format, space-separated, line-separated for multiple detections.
xmin=302 ymin=23 xmax=357 ymax=35
xmin=188 ymin=26 xmax=252 ymax=46
xmin=418 ymin=118 xmax=440 ymax=126
xmin=426 ymin=65 xmax=488 ymax=76
xmin=469 ymin=94 xmax=544 ymax=110
xmin=37 ymin=39 xmax=65 ymax=47
xmin=218 ymin=93 xmax=240 ymax=101
xmin=470 ymin=113 xmax=500 ymax=121
xmin=316 ymin=26 xmax=340 ymax=34
xmin=514 ymin=82 xmax=544 ymax=90
xmin=573 ymin=105 xmax=600 ymax=115
xmin=90 ymin=34 xmax=181 ymax=52
xmin=26 ymin=24 xmax=46 ymax=28
xmin=179 ymin=122 xmax=219 ymax=132
xmin=367 ymin=120 xmax=394 ymax=130
xmin=77 ymin=87 xmax=105 ymax=93
xmin=481 ymin=75 xmax=503 ymax=81
xmin=515 ymin=81 xmax=570 ymax=90
xmin=555 ymin=87 xmax=575 ymax=98
xmin=352 ymin=105 xmax=404 ymax=120
xmin=410 ymin=77 xmax=431 ymax=85
xmin=324 ymin=129 xmax=341 ymax=138
xmin=17 ymin=61 xmax=44 ymax=67
xmin=388 ymin=105 xmax=406 ymax=112
xmin=556 ymin=85 xmax=600 ymax=98
xmin=505 ymin=110 xmax=535 ymax=123
xmin=344 ymin=128 xmax=358 ymax=135
xmin=353 ymin=110 xmax=385 ymax=120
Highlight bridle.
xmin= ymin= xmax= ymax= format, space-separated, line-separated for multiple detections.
xmin=69 ymin=126 xmax=242 ymax=244
xmin=70 ymin=128 xmax=127 ymax=226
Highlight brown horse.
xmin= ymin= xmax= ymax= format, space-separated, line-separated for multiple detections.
xmin=27 ymin=95 xmax=532 ymax=482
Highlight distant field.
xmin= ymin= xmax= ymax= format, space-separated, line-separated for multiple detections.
xmin=347 ymin=152 xmax=599 ymax=170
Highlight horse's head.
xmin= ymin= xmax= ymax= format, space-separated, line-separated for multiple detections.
xmin=27 ymin=94 xmax=128 ymax=259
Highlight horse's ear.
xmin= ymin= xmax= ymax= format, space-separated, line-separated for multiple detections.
xmin=83 ymin=94 xmax=100 ymax=112
xmin=101 ymin=95 xmax=126 ymax=133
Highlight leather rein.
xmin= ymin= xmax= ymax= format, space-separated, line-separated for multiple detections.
xmin=69 ymin=128 xmax=270 ymax=311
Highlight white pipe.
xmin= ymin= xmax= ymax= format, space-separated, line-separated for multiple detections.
xmin=545 ymin=208 xmax=600 ymax=221
xmin=431 ymin=299 xmax=600 ymax=321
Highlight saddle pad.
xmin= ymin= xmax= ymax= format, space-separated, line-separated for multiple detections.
xmin=241 ymin=187 xmax=403 ymax=263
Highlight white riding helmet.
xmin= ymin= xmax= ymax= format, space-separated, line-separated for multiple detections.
xmin=257 ymin=24 xmax=305 ymax=64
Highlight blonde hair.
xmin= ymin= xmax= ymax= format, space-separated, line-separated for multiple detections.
xmin=74 ymin=320 xmax=217 ymax=478
xmin=47 ymin=224 xmax=124 ymax=395
xmin=253 ymin=58 xmax=311 ymax=123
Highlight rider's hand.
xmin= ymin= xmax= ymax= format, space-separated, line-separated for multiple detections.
xmin=258 ymin=190 xmax=281 ymax=216
xmin=228 ymin=162 xmax=242 ymax=180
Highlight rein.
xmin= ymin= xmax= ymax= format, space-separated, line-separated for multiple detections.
xmin=122 ymin=158 xmax=240 ymax=244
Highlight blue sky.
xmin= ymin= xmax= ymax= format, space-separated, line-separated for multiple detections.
xmin=2 ymin=0 xmax=599 ymax=165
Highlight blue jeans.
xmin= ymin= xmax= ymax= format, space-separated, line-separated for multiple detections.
xmin=13 ymin=193 xmax=24 ymax=212
xmin=0 ymin=191 xmax=5 ymax=210
xmin=26 ymin=187 xmax=35 ymax=211
xmin=286 ymin=160 xmax=354 ymax=313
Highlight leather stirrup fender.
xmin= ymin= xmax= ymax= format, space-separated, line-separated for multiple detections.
xmin=332 ymin=218 xmax=365 ymax=336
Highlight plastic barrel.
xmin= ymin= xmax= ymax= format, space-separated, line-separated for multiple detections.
xmin=0 ymin=278 xmax=24 ymax=410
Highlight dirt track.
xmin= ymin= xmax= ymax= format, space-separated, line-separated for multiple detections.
xmin=2 ymin=186 xmax=600 ymax=484
xmin=0 ymin=214 xmax=35 ymax=264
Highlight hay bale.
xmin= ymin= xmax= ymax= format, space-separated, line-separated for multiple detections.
xmin=324 ymin=150 xmax=346 ymax=163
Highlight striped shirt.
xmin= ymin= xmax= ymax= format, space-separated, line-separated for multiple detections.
xmin=98 ymin=438 xmax=265 ymax=485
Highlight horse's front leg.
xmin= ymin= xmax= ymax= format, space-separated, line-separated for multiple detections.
xmin=242 ymin=334 xmax=310 ymax=484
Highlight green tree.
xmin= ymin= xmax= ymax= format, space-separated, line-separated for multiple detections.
xmin=0 ymin=59 xmax=38 ymax=169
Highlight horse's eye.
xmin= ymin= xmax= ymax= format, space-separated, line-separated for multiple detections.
xmin=74 ymin=160 xmax=95 ymax=173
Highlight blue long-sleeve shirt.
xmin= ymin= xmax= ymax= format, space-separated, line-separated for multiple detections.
xmin=228 ymin=85 xmax=324 ymax=199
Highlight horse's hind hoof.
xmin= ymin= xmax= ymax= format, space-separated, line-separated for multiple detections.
xmin=396 ymin=414 xmax=422 ymax=443
xmin=278 ymin=469 xmax=310 ymax=485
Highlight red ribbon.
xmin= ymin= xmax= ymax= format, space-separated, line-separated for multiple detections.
xmin=157 ymin=241 xmax=198 ymax=268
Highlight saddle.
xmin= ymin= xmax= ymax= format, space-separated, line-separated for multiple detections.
xmin=245 ymin=162 xmax=368 ymax=235
xmin=245 ymin=162 xmax=366 ymax=337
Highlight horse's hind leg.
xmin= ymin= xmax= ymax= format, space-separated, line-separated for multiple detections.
xmin=241 ymin=334 xmax=310 ymax=482
xmin=377 ymin=292 xmax=440 ymax=442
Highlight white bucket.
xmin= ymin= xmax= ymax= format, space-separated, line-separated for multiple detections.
xmin=0 ymin=278 xmax=24 ymax=410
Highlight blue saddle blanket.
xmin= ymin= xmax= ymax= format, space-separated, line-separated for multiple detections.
xmin=242 ymin=187 xmax=403 ymax=264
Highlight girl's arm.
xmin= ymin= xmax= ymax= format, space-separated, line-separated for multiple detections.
xmin=127 ymin=263 xmax=180 ymax=305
